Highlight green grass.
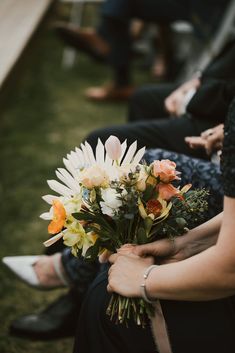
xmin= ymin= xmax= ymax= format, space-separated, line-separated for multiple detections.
xmin=0 ymin=5 xmax=151 ymax=352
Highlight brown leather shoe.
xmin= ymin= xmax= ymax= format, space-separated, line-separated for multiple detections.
xmin=85 ymin=84 xmax=135 ymax=102
xmin=55 ymin=23 xmax=110 ymax=61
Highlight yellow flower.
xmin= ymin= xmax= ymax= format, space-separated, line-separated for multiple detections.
xmin=154 ymin=198 xmax=172 ymax=222
xmin=138 ymin=197 xmax=172 ymax=222
xmin=180 ymin=183 xmax=192 ymax=194
xmin=146 ymin=199 xmax=162 ymax=217
xmin=63 ymin=221 xmax=87 ymax=247
xmin=63 ymin=222 xmax=98 ymax=257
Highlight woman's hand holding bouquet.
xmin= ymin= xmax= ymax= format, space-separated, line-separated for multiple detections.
xmin=40 ymin=136 xmax=208 ymax=326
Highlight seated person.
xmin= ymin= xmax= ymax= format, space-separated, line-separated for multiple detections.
xmin=72 ymin=97 xmax=235 ymax=353
xmin=3 ymin=122 xmax=224 ymax=340
xmin=86 ymin=39 xmax=235 ymax=160
xmin=56 ymin=0 xmax=228 ymax=101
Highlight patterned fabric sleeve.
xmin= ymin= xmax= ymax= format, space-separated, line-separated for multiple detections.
xmin=221 ymin=97 xmax=235 ymax=198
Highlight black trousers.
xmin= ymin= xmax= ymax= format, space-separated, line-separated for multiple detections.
xmin=98 ymin=0 xmax=190 ymax=85
xmin=86 ymin=83 xmax=214 ymax=160
xmin=87 ymin=115 xmax=212 ymax=159
xmin=74 ymin=270 xmax=235 ymax=353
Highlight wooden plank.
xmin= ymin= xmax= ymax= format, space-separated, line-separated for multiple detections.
xmin=61 ymin=0 xmax=103 ymax=3
xmin=0 ymin=0 xmax=52 ymax=89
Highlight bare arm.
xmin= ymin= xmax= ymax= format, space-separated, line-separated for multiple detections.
xmin=108 ymin=199 xmax=235 ymax=301
xmin=134 ymin=212 xmax=222 ymax=262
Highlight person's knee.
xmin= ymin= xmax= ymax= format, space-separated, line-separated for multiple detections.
xmin=128 ymin=87 xmax=149 ymax=122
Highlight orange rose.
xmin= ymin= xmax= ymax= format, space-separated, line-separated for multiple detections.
xmin=146 ymin=199 xmax=162 ymax=217
xmin=152 ymin=159 xmax=180 ymax=183
xmin=157 ymin=183 xmax=180 ymax=201
xmin=48 ymin=200 xmax=66 ymax=234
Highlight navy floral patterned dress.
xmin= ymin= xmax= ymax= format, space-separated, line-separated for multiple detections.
xmin=73 ymin=99 xmax=235 ymax=353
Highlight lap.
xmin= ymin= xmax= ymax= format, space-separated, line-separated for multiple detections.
xmin=128 ymin=83 xmax=177 ymax=122
xmin=74 ymin=269 xmax=235 ymax=353
xmin=86 ymin=115 xmax=213 ymax=159
xmin=162 ymin=297 xmax=235 ymax=353
xmin=74 ymin=269 xmax=156 ymax=353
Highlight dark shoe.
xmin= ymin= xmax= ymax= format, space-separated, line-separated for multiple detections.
xmin=85 ymin=84 xmax=135 ymax=102
xmin=9 ymin=292 xmax=81 ymax=340
xmin=55 ymin=22 xmax=110 ymax=62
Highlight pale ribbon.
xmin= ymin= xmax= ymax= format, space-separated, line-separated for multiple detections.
xmin=151 ymin=300 xmax=173 ymax=353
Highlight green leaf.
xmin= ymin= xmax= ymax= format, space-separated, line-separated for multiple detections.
xmin=144 ymin=217 xmax=153 ymax=236
xmin=72 ymin=212 xmax=92 ymax=221
xmin=175 ymin=217 xmax=187 ymax=228
xmin=143 ymin=184 xmax=155 ymax=202
xmin=85 ymin=239 xmax=100 ymax=260
xmin=137 ymin=227 xmax=147 ymax=244
xmin=124 ymin=213 xmax=135 ymax=220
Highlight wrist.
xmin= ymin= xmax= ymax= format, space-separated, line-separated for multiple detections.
xmin=173 ymin=233 xmax=191 ymax=260
xmin=140 ymin=265 xmax=158 ymax=303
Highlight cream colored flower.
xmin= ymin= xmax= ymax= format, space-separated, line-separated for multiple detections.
xmin=42 ymin=137 xmax=145 ymax=204
xmin=42 ymin=136 xmax=146 ymax=246
xmin=100 ymin=188 xmax=123 ymax=217
xmin=136 ymin=166 xmax=148 ymax=191
xmin=80 ymin=164 xmax=109 ymax=189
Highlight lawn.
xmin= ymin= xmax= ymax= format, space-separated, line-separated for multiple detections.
xmin=0 ymin=3 xmax=151 ymax=353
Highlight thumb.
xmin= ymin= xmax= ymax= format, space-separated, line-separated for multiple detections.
xmin=133 ymin=243 xmax=156 ymax=257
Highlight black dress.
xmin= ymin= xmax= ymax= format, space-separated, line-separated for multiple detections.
xmin=73 ymin=99 xmax=235 ymax=353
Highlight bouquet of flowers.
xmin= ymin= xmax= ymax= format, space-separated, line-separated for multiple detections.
xmin=41 ymin=136 xmax=208 ymax=327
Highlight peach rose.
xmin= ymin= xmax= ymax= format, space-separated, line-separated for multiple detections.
xmin=157 ymin=183 xmax=180 ymax=201
xmin=152 ymin=159 xmax=180 ymax=183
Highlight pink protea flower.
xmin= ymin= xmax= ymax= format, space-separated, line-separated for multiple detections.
xmin=105 ymin=135 xmax=122 ymax=161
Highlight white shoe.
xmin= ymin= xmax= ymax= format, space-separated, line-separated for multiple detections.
xmin=2 ymin=256 xmax=42 ymax=288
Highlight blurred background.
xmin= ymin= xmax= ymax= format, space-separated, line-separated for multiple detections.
xmin=2 ymin=0 xmax=233 ymax=351
xmin=0 ymin=1 xmax=153 ymax=352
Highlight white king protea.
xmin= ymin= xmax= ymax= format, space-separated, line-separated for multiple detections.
xmin=40 ymin=136 xmax=145 ymax=243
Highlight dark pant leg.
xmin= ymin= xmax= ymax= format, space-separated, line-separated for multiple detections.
xmin=161 ymin=298 xmax=235 ymax=353
xmin=128 ymin=83 xmax=177 ymax=122
xmin=86 ymin=115 xmax=213 ymax=159
xmin=61 ymin=248 xmax=100 ymax=294
xmin=98 ymin=0 xmax=190 ymax=85
xmin=74 ymin=269 xmax=235 ymax=353
xmin=74 ymin=270 xmax=156 ymax=353
xmin=101 ymin=0 xmax=189 ymax=22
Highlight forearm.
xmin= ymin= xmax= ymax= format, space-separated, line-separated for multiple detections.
xmin=147 ymin=245 xmax=235 ymax=301
xmin=176 ymin=212 xmax=222 ymax=258
xmin=147 ymin=203 xmax=235 ymax=301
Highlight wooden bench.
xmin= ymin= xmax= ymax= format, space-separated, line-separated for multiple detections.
xmin=0 ymin=0 xmax=53 ymax=89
